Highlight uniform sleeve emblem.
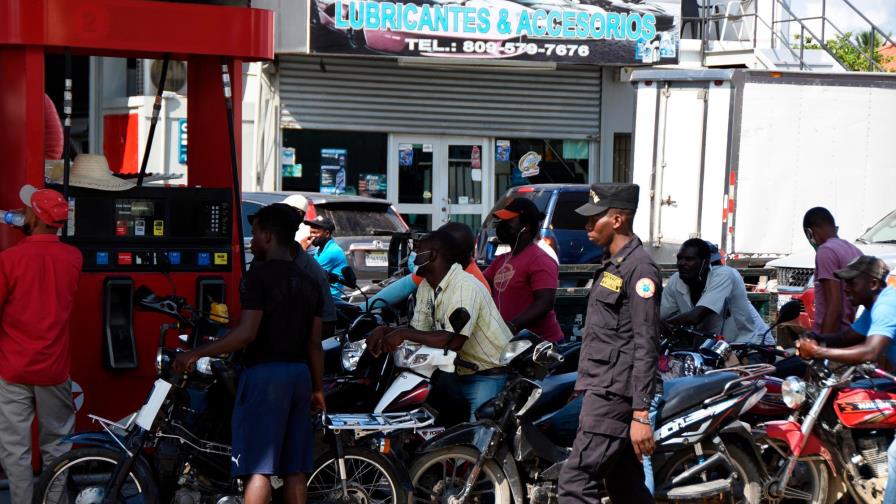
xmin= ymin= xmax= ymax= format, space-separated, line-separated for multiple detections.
xmin=636 ymin=278 xmax=656 ymax=299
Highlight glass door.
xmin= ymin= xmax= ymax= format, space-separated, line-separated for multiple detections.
xmin=389 ymin=136 xmax=491 ymax=233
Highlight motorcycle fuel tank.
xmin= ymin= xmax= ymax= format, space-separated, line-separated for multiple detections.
xmin=835 ymin=387 xmax=896 ymax=429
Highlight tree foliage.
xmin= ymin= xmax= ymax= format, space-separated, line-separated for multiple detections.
xmin=798 ymin=30 xmax=893 ymax=72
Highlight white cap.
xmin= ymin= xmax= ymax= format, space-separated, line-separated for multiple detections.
xmin=283 ymin=194 xmax=309 ymax=213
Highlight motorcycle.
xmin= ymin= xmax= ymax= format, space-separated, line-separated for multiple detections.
xmin=34 ymin=287 xmax=408 ymax=504
xmin=757 ymin=361 xmax=896 ymax=504
xmin=408 ymin=332 xmax=773 ymax=504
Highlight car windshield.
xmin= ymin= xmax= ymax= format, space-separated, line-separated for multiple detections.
xmin=859 ymin=210 xmax=896 ymax=244
xmin=482 ymin=188 xmax=554 ymax=229
xmin=317 ymin=203 xmax=407 ymax=236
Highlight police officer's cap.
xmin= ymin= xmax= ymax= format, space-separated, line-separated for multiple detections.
xmin=575 ymin=184 xmax=640 ymax=217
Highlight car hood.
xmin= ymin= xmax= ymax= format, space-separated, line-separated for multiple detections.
xmin=766 ymin=243 xmax=896 ymax=269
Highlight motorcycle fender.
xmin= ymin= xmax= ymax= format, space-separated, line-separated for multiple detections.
xmin=374 ymin=371 xmax=424 ymax=414
xmin=417 ymin=423 xmax=499 ymax=456
xmin=497 ymin=447 xmax=524 ymax=504
xmin=382 ymin=450 xmax=415 ymax=492
xmin=66 ymin=431 xmax=126 ymax=452
xmin=760 ymin=421 xmax=837 ymax=472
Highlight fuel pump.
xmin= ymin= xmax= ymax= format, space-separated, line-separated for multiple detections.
xmin=0 ymin=0 xmax=273 ymax=431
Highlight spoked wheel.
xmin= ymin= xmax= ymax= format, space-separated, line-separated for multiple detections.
xmin=34 ymin=447 xmax=158 ymax=504
xmin=656 ymin=444 xmax=762 ymax=504
xmin=761 ymin=439 xmax=831 ymax=504
xmin=307 ymin=447 xmax=407 ymax=504
xmin=409 ymin=447 xmax=511 ymax=504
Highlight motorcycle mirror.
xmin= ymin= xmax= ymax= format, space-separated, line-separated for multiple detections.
xmin=776 ymin=300 xmax=802 ymax=325
xmin=134 ymin=285 xmax=157 ymax=306
xmin=341 ymin=266 xmax=359 ymax=289
xmin=448 ymin=308 xmax=471 ymax=335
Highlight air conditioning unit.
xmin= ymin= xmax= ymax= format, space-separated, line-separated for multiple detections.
xmin=139 ymin=59 xmax=188 ymax=96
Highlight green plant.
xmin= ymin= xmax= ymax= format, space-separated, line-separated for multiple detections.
xmin=794 ymin=31 xmax=893 ymax=72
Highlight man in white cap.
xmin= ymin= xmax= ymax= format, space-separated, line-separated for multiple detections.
xmin=283 ymin=194 xmax=315 ymax=251
xmin=0 ymin=185 xmax=82 ymax=503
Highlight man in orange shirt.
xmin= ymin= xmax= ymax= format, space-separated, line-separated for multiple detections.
xmin=0 ymin=185 xmax=82 ymax=504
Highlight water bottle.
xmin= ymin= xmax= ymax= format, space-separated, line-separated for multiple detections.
xmin=0 ymin=210 xmax=25 ymax=227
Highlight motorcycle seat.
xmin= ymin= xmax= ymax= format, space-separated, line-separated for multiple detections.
xmin=658 ymin=372 xmax=738 ymax=423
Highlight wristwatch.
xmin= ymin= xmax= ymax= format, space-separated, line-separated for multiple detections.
xmin=632 ymin=416 xmax=651 ymax=425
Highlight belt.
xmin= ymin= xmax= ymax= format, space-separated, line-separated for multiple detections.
xmin=475 ymin=366 xmax=509 ymax=376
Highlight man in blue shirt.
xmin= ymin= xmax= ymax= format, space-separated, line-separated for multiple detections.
xmin=305 ymin=216 xmax=348 ymax=298
xmin=796 ymin=255 xmax=896 ymax=504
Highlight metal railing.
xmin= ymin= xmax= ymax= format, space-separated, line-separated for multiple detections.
xmin=679 ymin=0 xmax=896 ymax=72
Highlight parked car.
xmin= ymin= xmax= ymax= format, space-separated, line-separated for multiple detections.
xmin=241 ymin=192 xmax=410 ymax=283
xmin=476 ymin=184 xmax=602 ymax=266
xmin=766 ymin=208 xmax=896 ymax=334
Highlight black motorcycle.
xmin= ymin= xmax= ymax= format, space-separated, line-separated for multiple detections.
xmin=408 ymin=332 xmax=773 ymax=504
xmin=34 ymin=287 xmax=407 ymax=504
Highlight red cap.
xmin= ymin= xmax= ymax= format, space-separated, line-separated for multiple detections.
xmin=19 ymin=185 xmax=68 ymax=228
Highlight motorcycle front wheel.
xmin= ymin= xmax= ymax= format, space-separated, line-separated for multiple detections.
xmin=34 ymin=446 xmax=158 ymax=504
xmin=307 ymin=446 xmax=408 ymax=504
xmin=410 ymin=446 xmax=511 ymax=504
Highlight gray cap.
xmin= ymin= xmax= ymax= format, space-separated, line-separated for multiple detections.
xmin=834 ymin=255 xmax=890 ymax=281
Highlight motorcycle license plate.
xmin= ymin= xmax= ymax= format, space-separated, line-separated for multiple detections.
xmin=365 ymin=251 xmax=388 ymax=267
xmin=135 ymin=379 xmax=172 ymax=430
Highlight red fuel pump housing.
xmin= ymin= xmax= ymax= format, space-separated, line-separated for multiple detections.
xmin=0 ymin=0 xmax=272 ymax=435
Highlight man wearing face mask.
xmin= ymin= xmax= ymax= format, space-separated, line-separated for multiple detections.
xmin=366 ymin=230 xmax=511 ymax=421
xmin=0 ymin=185 xmax=81 ymax=504
xmin=484 ymin=198 xmax=563 ymax=342
xmin=661 ymin=239 xmax=770 ymax=346
xmin=803 ymin=207 xmax=862 ymax=334
xmin=305 ymin=216 xmax=348 ymax=298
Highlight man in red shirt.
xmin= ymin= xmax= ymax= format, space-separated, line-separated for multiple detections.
xmin=0 ymin=185 xmax=81 ymax=504
xmin=484 ymin=198 xmax=564 ymax=342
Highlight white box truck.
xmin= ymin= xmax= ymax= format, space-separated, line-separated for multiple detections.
xmin=627 ymin=68 xmax=896 ymax=268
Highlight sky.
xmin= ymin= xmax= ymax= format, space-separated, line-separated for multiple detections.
xmin=793 ymin=0 xmax=896 ymax=43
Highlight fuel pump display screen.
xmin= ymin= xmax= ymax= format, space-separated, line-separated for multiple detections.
xmin=51 ymin=185 xmax=235 ymax=272
xmin=115 ymin=200 xmax=159 ymax=237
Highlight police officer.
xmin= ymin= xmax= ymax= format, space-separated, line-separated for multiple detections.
xmin=558 ymin=183 xmax=660 ymax=504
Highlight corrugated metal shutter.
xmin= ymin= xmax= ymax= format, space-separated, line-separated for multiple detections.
xmin=279 ymin=56 xmax=601 ymax=139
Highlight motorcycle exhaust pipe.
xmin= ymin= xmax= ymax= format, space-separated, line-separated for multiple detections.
xmin=670 ymin=452 xmax=726 ymax=486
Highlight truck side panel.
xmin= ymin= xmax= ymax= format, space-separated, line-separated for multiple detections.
xmin=733 ymin=79 xmax=896 ymax=256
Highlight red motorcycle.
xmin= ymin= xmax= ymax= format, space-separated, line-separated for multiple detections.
xmin=757 ymin=361 xmax=896 ymax=503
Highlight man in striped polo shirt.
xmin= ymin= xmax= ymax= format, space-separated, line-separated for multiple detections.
xmin=367 ymin=229 xmax=512 ymax=421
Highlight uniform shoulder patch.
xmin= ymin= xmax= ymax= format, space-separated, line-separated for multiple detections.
xmin=635 ymin=278 xmax=656 ymax=299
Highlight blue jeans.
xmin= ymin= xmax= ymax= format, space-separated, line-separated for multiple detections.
xmin=642 ymin=393 xmax=663 ymax=494
xmin=459 ymin=373 xmax=508 ymax=421
xmin=885 ymin=436 xmax=896 ymax=503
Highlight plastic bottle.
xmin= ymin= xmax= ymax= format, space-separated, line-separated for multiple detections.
xmin=0 ymin=210 xmax=25 ymax=227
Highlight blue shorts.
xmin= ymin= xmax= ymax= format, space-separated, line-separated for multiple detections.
xmin=231 ymin=362 xmax=313 ymax=477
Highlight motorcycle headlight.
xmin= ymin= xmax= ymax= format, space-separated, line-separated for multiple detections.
xmin=499 ymin=340 xmax=533 ymax=366
xmin=393 ymin=343 xmax=431 ymax=368
xmin=782 ymin=376 xmax=807 ymax=409
xmin=341 ymin=340 xmax=366 ymax=372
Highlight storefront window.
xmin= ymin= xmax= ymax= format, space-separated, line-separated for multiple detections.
xmin=494 ymin=139 xmax=589 ymax=199
xmin=281 ymin=130 xmax=387 ymax=198
xmin=398 ymin=143 xmax=434 ymax=204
